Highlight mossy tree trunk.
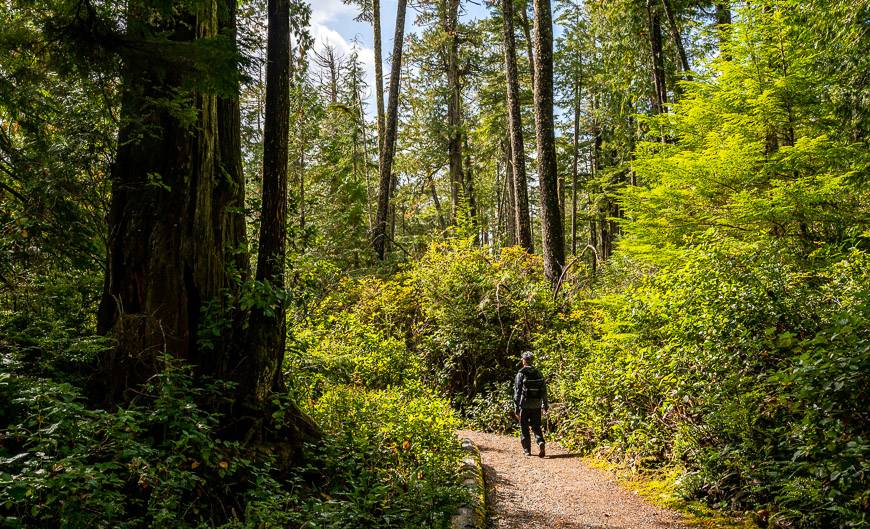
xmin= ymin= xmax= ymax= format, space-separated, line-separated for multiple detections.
xmin=98 ymin=0 xmax=245 ymax=397
xmin=531 ymin=0 xmax=565 ymax=285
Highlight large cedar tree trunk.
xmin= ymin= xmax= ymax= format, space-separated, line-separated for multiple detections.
xmin=373 ymin=0 xmax=407 ymax=260
xmin=502 ymin=0 xmax=533 ymax=252
xmin=531 ymin=0 xmax=565 ymax=285
xmin=98 ymin=0 xmax=246 ymax=398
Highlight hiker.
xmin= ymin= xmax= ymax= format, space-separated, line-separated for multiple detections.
xmin=514 ymin=351 xmax=548 ymax=457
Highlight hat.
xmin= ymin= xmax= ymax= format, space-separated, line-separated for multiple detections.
xmin=521 ymin=352 xmax=534 ymax=361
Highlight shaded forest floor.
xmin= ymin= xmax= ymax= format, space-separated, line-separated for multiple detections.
xmin=459 ymin=430 xmax=691 ymax=529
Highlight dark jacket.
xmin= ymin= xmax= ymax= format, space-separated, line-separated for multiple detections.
xmin=514 ymin=365 xmax=548 ymax=412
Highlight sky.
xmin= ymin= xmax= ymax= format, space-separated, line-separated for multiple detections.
xmin=309 ymin=0 xmax=492 ymax=111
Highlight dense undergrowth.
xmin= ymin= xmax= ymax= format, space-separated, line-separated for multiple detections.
xmin=0 ymin=275 xmax=468 ymax=529
xmin=287 ymin=235 xmax=868 ymax=529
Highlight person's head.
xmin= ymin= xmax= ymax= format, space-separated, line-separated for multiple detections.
xmin=521 ymin=351 xmax=534 ymax=366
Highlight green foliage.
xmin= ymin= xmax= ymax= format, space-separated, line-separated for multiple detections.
xmin=303 ymin=385 xmax=466 ymax=529
xmin=412 ymin=241 xmax=554 ymax=401
xmin=462 ymin=382 xmax=518 ymax=434
xmin=0 ymin=360 xmax=307 ymax=528
xmin=550 ymin=243 xmax=870 ymax=528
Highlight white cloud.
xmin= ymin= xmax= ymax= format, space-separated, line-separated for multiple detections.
xmin=310 ymin=0 xmax=357 ymax=25
xmin=308 ymin=5 xmax=378 ymax=114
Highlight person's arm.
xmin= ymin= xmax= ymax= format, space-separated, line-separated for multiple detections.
xmin=513 ymin=371 xmax=523 ymax=413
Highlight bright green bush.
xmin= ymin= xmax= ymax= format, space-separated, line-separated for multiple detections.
xmin=412 ymin=241 xmax=554 ymax=401
xmin=304 ymin=384 xmax=467 ymax=528
xmin=550 ymin=242 xmax=870 ymax=528
xmin=292 ymin=313 xmax=421 ymax=398
xmin=0 ymin=361 xmax=305 ymax=528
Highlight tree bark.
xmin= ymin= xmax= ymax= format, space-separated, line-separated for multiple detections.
xmin=98 ymin=0 xmax=245 ymax=398
xmin=245 ymin=0 xmax=291 ymax=405
xmin=660 ymin=0 xmax=691 ymax=81
xmin=502 ymin=138 xmax=517 ymax=246
xmin=444 ymin=0 xmax=463 ymax=222
xmin=373 ymin=0 xmax=407 ymax=260
xmin=502 ymin=0 xmax=533 ymax=252
xmin=716 ymin=1 xmax=731 ymax=59
xmin=532 ymin=0 xmax=564 ymax=285
xmin=463 ymin=136 xmax=479 ymax=242
xmin=571 ymin=78 xmax=580 ymax=256
xmin=646 ymin=0 xmax=667 ymax=114
xmin=373 ymin=0 xmax=386 ymax=165
xmin=520 ymin=1 xmax=536 ymax=89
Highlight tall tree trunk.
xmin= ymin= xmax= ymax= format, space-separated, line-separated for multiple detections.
xmin=463 ymin=137 xmax=478 ymax=242
xmin=373 ymin=0 xmax=407 ymax=260
xmin=571 ymin=79 xmax=580 ymax=256
xmin=590 ymin=97 xmax=602 ymax=271
xmin=373 ymin=0 xmax=386 ymax=166
xmin=520 ymin=1 xmax=536 ymax=88
xmin=532 ymin=0 xmax=564 ymax=285
xmin=246 ymin=0 xmax=291 ymax=404
xmin=502 ymin=0 xmax=533 ymax=252
xmin=646 ymin=0 xmax=667 ymax=114
xmin=502 ymin=138 xmax=517 ymax=246
xmin=98 ymin=0 xmax=245 ymax=398
xmin=445 ymin=0 xmax=463 ymax=222
xmin=716 ymin=1 xmax=731 ymax=59
xmin=660 ymin=0 xmax=691 ymax=81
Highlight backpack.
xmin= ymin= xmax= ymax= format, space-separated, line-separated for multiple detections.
xmin=522 ymin=369 xmax=544 ymax=401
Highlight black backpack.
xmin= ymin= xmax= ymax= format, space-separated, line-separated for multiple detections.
xmin=522 ymin=369 xmax=544 ymax=401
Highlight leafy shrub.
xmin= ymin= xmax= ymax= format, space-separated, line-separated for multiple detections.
xmin=304 ymin=384 xmax=468 ymax=528
xmin=291 ymin=313 xmax=421 ymax=399
xmin=550 ymin=242 xmax=870 ymax=528
xmin=462 ymin=382 xmax=518 ymax=434
xmin=0 ymin=360 xmax=305 ymax=528
xmin=412 ymin=241 xmax=554 ymax=401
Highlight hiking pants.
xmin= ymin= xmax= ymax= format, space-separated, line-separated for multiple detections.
xmin=519 ymin=408 xmax=544 ymax=453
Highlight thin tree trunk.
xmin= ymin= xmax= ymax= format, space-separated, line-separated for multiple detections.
xmin=646 ymin=0 xmax=667 ymax=114
xmin=590 ymin=98 xmax=602 ymax=270
xmin=716 ymin=1 xmax=731 ymax=59
xmin=355 ymin=86 xmax=374 ymax=230
xmin=571 ymin=80 xmax=580 ymax=256
xmin=532 ymin=0 xmax=564 ymax=285
xmin=445 ymin=0 xmax=463 ymax=222
xmin=248 ymin=0 xmax=291 ymax=402
xmin=463 ymin=137 xmax=478 ymax=243
xmin=660 ymin=0 xmax=691 ymax=81
xmin=373 ymin=0 xmax=385 ymax=166
xmin=373 ymin=0 xmax=407 ymax=260
xmin=502 ymin=0 xmax=533 ymax=252
xmin=521 ymin=1 xmax=536 ymax=88
xmin=502 ymin=137 xmax=517 ymax=246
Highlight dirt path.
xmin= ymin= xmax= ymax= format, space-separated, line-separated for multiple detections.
xmin=458 ymin=430 xmax=690 ymax=529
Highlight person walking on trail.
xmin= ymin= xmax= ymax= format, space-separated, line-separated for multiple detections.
xmin=514 ymin=351 xmax=548 ymax=457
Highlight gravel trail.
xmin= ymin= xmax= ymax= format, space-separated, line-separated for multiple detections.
xmin=458 ymin=430 xmax=690 ymax=529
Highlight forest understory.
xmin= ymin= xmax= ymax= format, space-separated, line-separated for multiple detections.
xmin=1 ymin=0 xmax=868 ymax=527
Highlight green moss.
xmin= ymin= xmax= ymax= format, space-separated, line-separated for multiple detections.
xmin=581 ymin=457 xmax=760 ymax=529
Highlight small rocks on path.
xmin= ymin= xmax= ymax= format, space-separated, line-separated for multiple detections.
xmin=458 ymin=430 xmax=691 ymax=529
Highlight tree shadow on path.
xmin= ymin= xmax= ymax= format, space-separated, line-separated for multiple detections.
xmin=481 ymin=462 xmax=640 ymax=529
